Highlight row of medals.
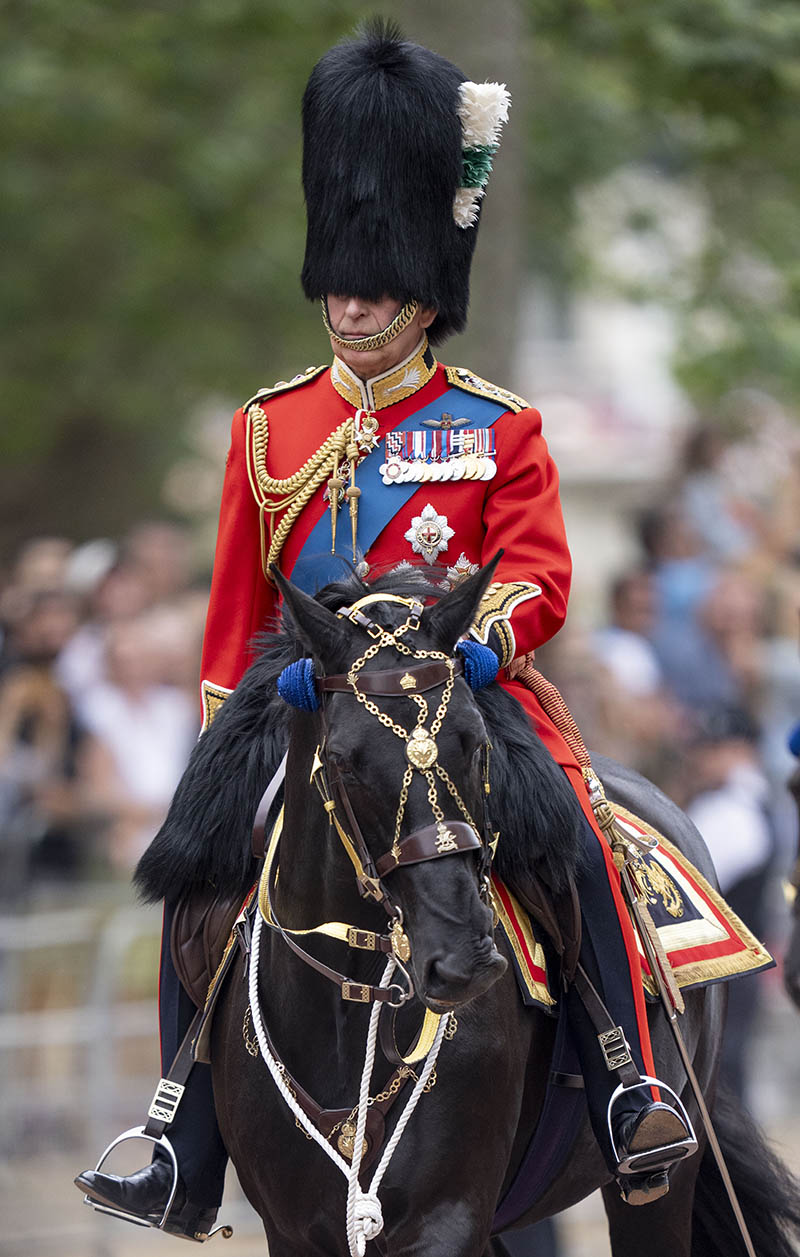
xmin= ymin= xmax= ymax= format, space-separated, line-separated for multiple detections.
xmin=379 ymin=428 xmax=497 ymax=486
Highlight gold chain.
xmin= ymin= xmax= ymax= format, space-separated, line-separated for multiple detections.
xmin=242 ymin=1005 xmax=259 ymax=1057
xmin=342 ymin=615 xmax=478 ymax=857
xmin=321 ymin=298 xmax=420 ymax=352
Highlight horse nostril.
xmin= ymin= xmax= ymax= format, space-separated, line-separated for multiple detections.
xmin=427 ymin=955 xmax=473 ymax=990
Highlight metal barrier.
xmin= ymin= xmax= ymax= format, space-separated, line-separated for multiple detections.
xmin=0 ymin=900 xmax=262 ymax=1255
xmin=0 ymin=903 xmax=162 ymax=1157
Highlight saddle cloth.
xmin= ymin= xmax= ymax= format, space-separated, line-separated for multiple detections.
xmin=495 ymin=803 xmax=774 ymax=1013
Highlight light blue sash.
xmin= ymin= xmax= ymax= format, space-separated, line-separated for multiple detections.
xmin=289 ymin=388 xmax=507 ymax=593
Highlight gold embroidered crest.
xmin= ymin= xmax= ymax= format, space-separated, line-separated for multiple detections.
xmin=635 ymin=857 xmax=685 ymax=919
xmin=470 ymin=581 xmax=543 ymax=667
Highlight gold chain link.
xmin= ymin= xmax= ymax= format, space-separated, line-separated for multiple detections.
xmin=343 ymin=615 xmax=477 ymax=856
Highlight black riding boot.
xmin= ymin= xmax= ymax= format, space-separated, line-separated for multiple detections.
xmin=76 ymin=903 xmax=228 ymax=1238
xmin=568 ymin=818 xmax=695 ymax=1204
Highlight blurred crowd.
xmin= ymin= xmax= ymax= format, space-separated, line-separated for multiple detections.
xmin=0 ymin=522 xmax=209 ymax=899
xmin=539 ymin=414 xmax=800 ymax=1100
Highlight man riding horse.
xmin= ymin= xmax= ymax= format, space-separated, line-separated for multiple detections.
xmin=76 ymin=21 xmax=694 ymax=1241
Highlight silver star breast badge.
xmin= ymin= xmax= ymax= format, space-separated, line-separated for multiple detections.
xmin=404 ymin=503 xmax=455 ymax=564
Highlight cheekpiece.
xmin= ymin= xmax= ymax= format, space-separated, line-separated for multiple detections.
xmin=301 ymin=19 xmax=510 ymax=344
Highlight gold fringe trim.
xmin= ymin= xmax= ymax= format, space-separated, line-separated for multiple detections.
xmin=613 ymin=804 xmax=774 ymax=996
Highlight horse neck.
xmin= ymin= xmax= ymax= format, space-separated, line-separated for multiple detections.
xmin=272 ymin=716 xmax=385 ymax=932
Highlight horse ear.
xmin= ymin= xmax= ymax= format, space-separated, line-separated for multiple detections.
xmin=270 ymin=565 xmax=352 ymax=666
xmin=422 ymin=551 xmax=503 ymax=650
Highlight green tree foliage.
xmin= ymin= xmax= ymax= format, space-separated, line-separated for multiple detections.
xmin=1 ymin=0 xmax=361 ymax=547
xmin=526 ymin=0 xmax=800 ymax=406
xmin=2 ymin=1 xmax=799 ymax=550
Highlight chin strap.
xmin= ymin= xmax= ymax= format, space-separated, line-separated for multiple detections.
xmin=321 ymin=298 xmax=420 ymax=352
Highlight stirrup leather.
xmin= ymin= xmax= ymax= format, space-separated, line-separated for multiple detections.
xmin=80 ymin=1128 xmax=233 ymax=1241
xmin=608 ymin=1078 xmax=698 ymax=1176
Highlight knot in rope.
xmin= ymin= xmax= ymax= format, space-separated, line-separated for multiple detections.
xmin=351 ymin=1191 xmax=383 ymax=1255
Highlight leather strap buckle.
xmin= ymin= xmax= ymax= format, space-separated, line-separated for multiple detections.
xmin=342 ymin=982 xmax=372 ymax=1003
xmin=598 ymin=1026 xmax=634 ymax=1072
xmin=146 ymin=1078 xmax=185 ymax=1126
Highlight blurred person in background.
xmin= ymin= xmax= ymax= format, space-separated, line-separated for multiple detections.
xmin=676 ymin=423 xmax=760 ymax=565
xmin=0 ymin=537 xmax=73 ymax=667
xmin=76 ymin=614 xmax=198 ymax=872
xmin=123 ymin=520 xmax=195 ymax=605
xmin=638 ymin=502 xmax=716 ymax=636
xmin=783 ymin=721 xmax=800 ymax=1010
xmin=56 ymin=552 xmax=152 ymax=717
xmin=650 ymin=558 xmax=763 ymax=717
xmin=589 ymin=569 xmax=682 ymax=777
xmin=0 ymin=586 xmax=83 ymax=895
xmin=684 ymin=705 xmax=775 ymax=1103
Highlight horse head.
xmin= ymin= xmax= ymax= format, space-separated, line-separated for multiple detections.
xmin=273 ymin=560 xmax=508 ymax=1013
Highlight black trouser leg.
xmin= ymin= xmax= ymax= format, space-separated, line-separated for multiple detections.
xmin=156 ymin=902 xmax=228 ymax=1207
xmin=566 ymin=816 xmax=649 ymax=1172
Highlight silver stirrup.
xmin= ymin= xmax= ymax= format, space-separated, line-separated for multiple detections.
xmin=607 ymin=1077 xmax=698 ymax=1176
xmin=81 ymin=1127 xmax=233 ymax=1241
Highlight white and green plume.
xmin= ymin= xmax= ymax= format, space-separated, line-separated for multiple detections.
xmin=453 ymin=81 xmax=511 ymax=228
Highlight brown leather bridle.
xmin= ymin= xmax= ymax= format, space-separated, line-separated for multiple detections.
xmin=262 ymin=594 xmax=496 ymax=1010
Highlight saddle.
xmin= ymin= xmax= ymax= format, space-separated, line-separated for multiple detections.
xmin=170 ymin=886 xmax=248 ymax=1011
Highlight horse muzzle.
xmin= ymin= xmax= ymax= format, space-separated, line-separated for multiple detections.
xmin=418 ymin=936 xmax=507 ymax=1011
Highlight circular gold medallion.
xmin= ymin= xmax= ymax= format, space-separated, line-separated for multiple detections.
xmin=406 ymin=728 xmax=438 ymax=770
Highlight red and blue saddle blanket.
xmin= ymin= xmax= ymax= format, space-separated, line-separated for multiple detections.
xmin=490 ymin=802 xmax=773 ymax=1232
xmin=492 ymin=802 xmax=773 ymax=1014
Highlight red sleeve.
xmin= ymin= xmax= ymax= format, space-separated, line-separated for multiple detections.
xmin=471 ymin=406 xmax=572 ymax=665
xmin=198 ymin=409 xmax=277 ymax=729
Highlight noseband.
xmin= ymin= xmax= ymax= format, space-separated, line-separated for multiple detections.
xmin=266 ymin=593 xmax=498 ymax=1010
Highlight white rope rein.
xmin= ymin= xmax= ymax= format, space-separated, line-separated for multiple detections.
xmin=248 ymin=907 xmax=450 ymax=1256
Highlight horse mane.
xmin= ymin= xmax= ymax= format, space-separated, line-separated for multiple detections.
xmin=134 ymin=568 xmax=583 ymax=905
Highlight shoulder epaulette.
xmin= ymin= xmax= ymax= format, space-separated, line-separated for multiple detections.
xmin=242 ymin=364 xmax=327 ymax=413
xmin=444 ymin=365 xmax=529 ymax=414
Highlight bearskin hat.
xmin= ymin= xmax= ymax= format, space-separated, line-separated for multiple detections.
xmin=301 ymin=20 xmax=509 ymax=345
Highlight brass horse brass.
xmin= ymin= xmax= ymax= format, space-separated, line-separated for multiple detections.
xmin=406 ymin=728 xmax=438 ymax=770
xmin=338 ymin=1122 xmax=368 ymax=1161
xmin=390 ymin=920 xmax=412 ymax=963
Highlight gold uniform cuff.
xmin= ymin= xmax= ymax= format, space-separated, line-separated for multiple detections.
xmin=469 ymin=581 xmax=543 ymax=668
xmin=200 ymin=679 xmax=233 ymax=733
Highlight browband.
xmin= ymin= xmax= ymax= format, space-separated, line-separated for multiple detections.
xmin=375 ymin=821 xmax=482 ymax=877
xmin=319 ymin=657 xmax=463 ymax=697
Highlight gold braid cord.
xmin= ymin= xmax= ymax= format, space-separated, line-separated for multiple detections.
xmin=245 ymin=405 xmax=378 ymax=578
xmin=510 ymin=657 xmax=685 ymax=1012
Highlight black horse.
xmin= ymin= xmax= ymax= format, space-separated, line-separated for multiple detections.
xmin=138 ymin=564 xmax=800 ymax=1257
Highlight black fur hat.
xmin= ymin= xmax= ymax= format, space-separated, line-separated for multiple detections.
xmin=301 ymin=20 xmax=510 ymax=345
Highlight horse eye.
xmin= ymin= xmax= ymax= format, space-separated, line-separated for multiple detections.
xmin=330 ymin=752 xmax=357 ymax=777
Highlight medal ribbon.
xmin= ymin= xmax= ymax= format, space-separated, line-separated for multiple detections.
xmin=288 ymin=389 xmax=506 ymax=594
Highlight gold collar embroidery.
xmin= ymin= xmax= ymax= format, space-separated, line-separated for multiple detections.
xmin=330 ymin=337 xmax=437 ymax=412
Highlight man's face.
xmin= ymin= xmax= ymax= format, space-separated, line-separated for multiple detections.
xmin=326 ymin=294 xmax=436 ymax=380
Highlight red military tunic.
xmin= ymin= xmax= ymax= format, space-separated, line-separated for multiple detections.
xmin=199 ymin=335 xmax=656 ymax=1073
